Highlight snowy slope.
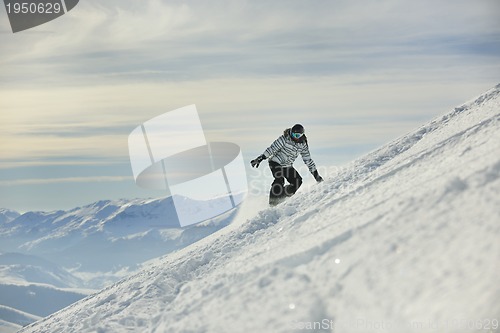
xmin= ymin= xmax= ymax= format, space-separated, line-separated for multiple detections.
xmin=0 ymin=210 xmax=19 ymax=225
xmin=0 ymin=253 xmax=83 ymax=288
xmin=20 ymin=85 xmax=500 ymax=333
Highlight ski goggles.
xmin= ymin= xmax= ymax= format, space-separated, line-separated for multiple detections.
xmin=291 ymin=132 xmax=304 ymax=139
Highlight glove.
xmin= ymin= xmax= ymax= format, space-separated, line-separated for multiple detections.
xmin=251 ymin=154 xmax=266 ymax=168
xmin=312 ymin=170 xmax=324 ymax=183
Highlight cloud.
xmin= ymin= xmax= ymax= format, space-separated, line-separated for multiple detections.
xmin=1 ymin=0 xmax=499 ymax=210
xmin=1 ymin=0 xmax=499 ymax=87
xmin=0 ymin=77 xmax=495 ymax=167
xmin=0 ymin=176 xmax=130 ymax=186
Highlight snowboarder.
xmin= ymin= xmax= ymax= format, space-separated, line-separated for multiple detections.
xmin=251 ymin=124 xmax=323 ymax=206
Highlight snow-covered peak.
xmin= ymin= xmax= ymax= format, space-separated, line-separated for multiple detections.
xmin=1 ymin=195 xmax=228 ymax=238
xmin=0 ymin=209 xmax=20 ymax=225
xmin=19 ymin=84 xmax=500 ymax=333
xmin=0 ymin=252 xmax=83 ymax=288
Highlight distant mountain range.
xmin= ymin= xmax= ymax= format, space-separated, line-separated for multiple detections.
xmin=0 ymin=195 xmax=236 ymax=276
xmin=0 ymin=195 xmax=238 ymax=331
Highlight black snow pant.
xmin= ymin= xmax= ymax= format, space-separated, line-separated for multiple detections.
xmin=268 ymin=161 xmax=303 ymax=205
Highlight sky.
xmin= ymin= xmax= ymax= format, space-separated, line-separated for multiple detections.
xmin=1 ymin=0 xmax=499 ymax=212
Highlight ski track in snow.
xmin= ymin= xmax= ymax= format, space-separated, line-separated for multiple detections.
xmin=19 ymin=85 xmax=500 ymax=333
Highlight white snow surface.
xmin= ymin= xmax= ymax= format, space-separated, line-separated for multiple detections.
xmin=20 ymin=85 xmax=500 ymax=333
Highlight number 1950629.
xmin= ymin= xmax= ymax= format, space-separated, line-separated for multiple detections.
xmin=5 ymin=2 xmax=62 ymax=14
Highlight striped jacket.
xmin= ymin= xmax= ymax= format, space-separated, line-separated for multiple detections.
xmin=263 ymin=128 xmax=317 ymax=173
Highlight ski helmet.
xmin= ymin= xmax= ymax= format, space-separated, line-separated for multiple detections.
xmin=291 ymin=124 xmax=305 ymax=140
